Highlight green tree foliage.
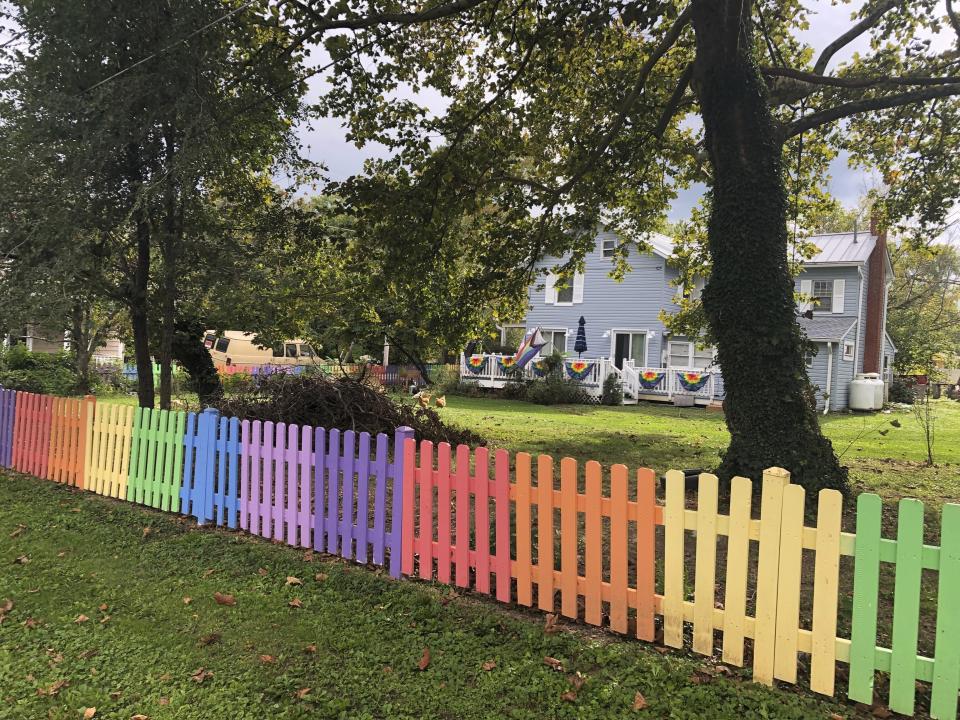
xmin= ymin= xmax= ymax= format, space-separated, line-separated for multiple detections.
xmin=0 ymin=0 xmax=311 ymax=407
xmin=887 ymin=242 xmax=960 ymax=374
xmin=278 ymin=0 xmax=959 ymax=491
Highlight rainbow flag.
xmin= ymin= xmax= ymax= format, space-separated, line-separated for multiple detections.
xmin=511 ymin=327 xmax=546 ymax=369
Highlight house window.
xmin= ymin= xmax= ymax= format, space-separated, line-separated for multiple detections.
xmin=813 ymin=280 xmax=833 ymax=312
xmin=602 ymin=238 xmax=616 ymax=257
xmin=692 ymin=345 xmax=714 ymax=369
xmin=542 ymin=329 xmax=567 ymax=355
xmin=843 ymin=342 xmax=855 ymax=361
xmin=668 ymin=341 xmax=692 ymax=368
xmin=555 ymin=279 xmax=574 ymax=304
xmin=501 ymin=325 xmax=527 ymax=350
xmin=630 ymin=333 xmax=647 ymax=366
xmin=668 ymin=340 xmax=714 ymax=368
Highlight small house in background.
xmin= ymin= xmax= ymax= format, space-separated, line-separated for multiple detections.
xmin=4 ymin=326 xmax=125 ymax=364
xmin=464 ymin=219 xmax=895 ymax=411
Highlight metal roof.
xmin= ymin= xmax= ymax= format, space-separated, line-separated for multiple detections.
xmin=798 ymin=316 xmax=857 ymax=341
xmin=804 ymin=231 xmax=877 ymax=265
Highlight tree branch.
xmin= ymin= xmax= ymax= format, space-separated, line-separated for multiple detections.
xmin=783 ymin=83 xmax=960 ymax=137
xmin=763 ymin=65 xmax=960 ymax=90
xmin=296 ymin=0 xmax=493 ymax=34
xmin=654 ymin=61 xmax=694 ymax=140
xmin=813 ymin=0 xmax=900 ymax=75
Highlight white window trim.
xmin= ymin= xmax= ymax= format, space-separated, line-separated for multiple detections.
xmin=812 ymin=279 xmax=834 ymax=314
xmin=608 ymin=328 xmax=650 ymax=367
xmin=667 ymin=339 xmax=716 ymax=368
xmin=602 ymin=238 xmax=616 ymax=257
xmin=843 ymin=341 xmax=855 ymax=361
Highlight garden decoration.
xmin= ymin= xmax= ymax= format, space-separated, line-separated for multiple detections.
xmin=511 ymin=327 xmax=546 ymax=369
xmin=677 ymin=370 xmax=710 ymax=392
xmin=466 ymin=355 xmax=487 ymax=374
xmin=565 ymin=360 xmax=594 ymax=381
xmin=638 ymin=369 xmax=666 ymax=389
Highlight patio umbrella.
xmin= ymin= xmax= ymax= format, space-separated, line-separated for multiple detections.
xmin=574 ymin=316 xmax=588 ymax=358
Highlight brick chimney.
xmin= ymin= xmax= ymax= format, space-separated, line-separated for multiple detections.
xmin=862 ymin=215 xmax=886 ymax=373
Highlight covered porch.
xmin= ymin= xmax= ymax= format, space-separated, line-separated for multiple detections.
xmin=459 ymin=353 xmax=724 ymax=407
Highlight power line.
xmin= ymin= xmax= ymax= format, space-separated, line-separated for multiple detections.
xmin=84 ymin=0 xmax=257 ymax=93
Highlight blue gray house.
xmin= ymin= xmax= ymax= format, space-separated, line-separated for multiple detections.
xmin=462 ymin=224 xmax=895 ymax=411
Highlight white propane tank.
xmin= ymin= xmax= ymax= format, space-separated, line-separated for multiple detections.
xmin=864 ymin=372 xmax=885 ymax=408
xmin=849 ymin=373 xmax=877 ymax=411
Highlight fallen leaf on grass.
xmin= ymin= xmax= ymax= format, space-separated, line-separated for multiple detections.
xmin=568 ymin=673 xmax=585 ymax=690
xmin=57 ymin=551 xmax=67 ymax=558
xmin=13 ymin=555 xmax=29 ymax=565
xmin=296 ymin=688 xmax=311 ymax=699
xmin=108 ymin=690 xmax=121 ymax=699
xmin=131 ymin=715 xmax=151 ymax=720
xmin=78 ymin=649 xmax=98 ymax=660
xmin=632 ymin=692 xmax=647 ymax=711
xmin=285 ymin=576 xmax=302 ymax=586
xmin=303 ymin=551 xmax=314 ymax=562
xmin=481 ymin=661 xmax=496 ymax=671
xmin=158 ymin=697 xmax=170 ymax=706
xmin=24 ymin=617 xmax=40 ymax=629
xmin=257 ymin=568 xmax=268 ymax=576
xmin=314 ymin=573 xmax=327 ymax=582
xmin=259 ymin=655 xmax=276 ymax=664
xmin=304 ymin=644 xmax=317 ymax=654
xmin=213 ymin=592 xmax=235 ymax=606
xmin=75 ymin=614 xmax=90 ymax=624
xmin=9 ymin=524 xmax=26 ymax=538
xmin=288 ymin=598 xmax=303 ymax=608
xmin=190 ymin=667 xmax=213 ymax=684
xmin=689 ymin=670 xmax=713 ymax=685
xmin=98 ymin=604 xmax=108 ymax=612
xmin=182 ymin=597 xmax=192 ymax=605
xmin=829 ymin=714 xmax=844 ymax=720
xmin=99 ymin=616 xmax=111 ymax=624
xmin=560 ymin=691 xmax=577 ymax=702
xmin=871 ymin=706 xmax=893 ymax=719
xmin=202 ymin=569 xmax=215 ymax=578
xmin=543 ymin=657 xmax=563 ymax=672
xmin=82 ymin=707 xmax=96 ymax=719
xmin=439 ymin=591 xmax=460 ymax=606
xmin=37 ymin=679 xmax=69 ymax=696
xmin=198 ymin=633 xmax=220 ymax=647
xmin=158 ymin=673 xmax=172 ymax=682
xmin=417 ymin=647 xmax=431 ymax=671
xmin=544 ymin=614 xmax=559 ymax=634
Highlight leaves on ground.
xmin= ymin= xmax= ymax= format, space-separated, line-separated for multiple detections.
xmin=190 ymin=667 xmax=213 ymax=684
xmin=213 ymin=592 xmax=236 ymax=606
xmin=285 ymin=576 xmax=302 ymax=586
xmin=543 ymin=657 xmax=563 ymax=671
xmin=417 ymin=647 xmax=431 ymax=671
xmin=633 ymin=691 xmax=648 ymax=710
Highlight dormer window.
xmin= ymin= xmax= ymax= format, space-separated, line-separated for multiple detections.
xmin=602 ymin=238 xmax=616 ymax=257
xmin=556 ymin=281 xmax=574 ymax=304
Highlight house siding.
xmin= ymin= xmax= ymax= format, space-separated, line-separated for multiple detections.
xmin=525 ymin=230 xmax=672 ymax=366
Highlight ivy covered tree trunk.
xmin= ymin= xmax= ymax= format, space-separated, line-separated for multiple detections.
xmin=691 ymin=0 xmax=847 ymax=492
xmin=171 ymin=319 xmax=222 ymax=405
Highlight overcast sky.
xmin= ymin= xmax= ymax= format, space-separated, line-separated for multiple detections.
xmin=297 ymin=1 xmax=954 ymax=234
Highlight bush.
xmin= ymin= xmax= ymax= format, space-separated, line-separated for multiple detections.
xmin=523 ymin=374 xmax=594 ymax=405
xmin=0 ymin=346 xmax=79 ymax=395
xmin=220 ymin=371 xmax=255 ymax=394
xmin=601 ymin=373 xmax=623 ymax=405
xmin=91 ymin=363 xmax=135 ymax=394
xmin=889 ymin=376 xmax=915 ymax=404
xmin=207 ymin=373 xmax=485 ymax=447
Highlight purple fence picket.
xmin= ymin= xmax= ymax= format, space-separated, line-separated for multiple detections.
xmin=312 ymin=427 xmax=327 ymax=553
xmin=0 ymin=389 xmax=16 ymax=469
xmin=272 ymin=422 xmax=286 ymax=542
xmin=356 ymin=432 xmax=371 ymax=564
xmin=372 ymin=433 xmax=389 ymax=565
xmin=326 ymin=428 xmax=340 ymax=556
xmin=261 ymin=420 xmax=274 ymax=539
xmin=342 ymin=430 xmax=356 ymax=560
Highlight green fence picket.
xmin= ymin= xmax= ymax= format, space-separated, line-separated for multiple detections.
xmin=889 ymin=498 xmax=924 ymax=715
xmin=848 ymin=493 xmax=882 ymax=703
xmin=930 ymin=503 xmax=960 ymax=719
xmin=151 ymin=410 xmax=167 ymax=507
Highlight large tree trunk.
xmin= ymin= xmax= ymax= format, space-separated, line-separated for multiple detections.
xmin=690 ymin=0 xmax=847 ymax=492
xmin=131 ymin=215 xmax=155 ymax=409
xmin=70 ymin=302 xmax=93 ymax=395
xmin=171 ymin=318 xmax=222 ymax=405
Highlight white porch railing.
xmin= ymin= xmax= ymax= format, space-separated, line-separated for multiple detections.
xmin=460 ymin=353 xmax=721 ymax=404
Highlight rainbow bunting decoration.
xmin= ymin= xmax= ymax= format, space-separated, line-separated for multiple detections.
xmin=497 ymin=355 xmax=517 ymax=372
xmin=466 ymin=355 xmax=487 ymax=374
xmin=677 ymin=370 xmax=710 ymax=392
xmin=638 ymin=369 xmax=666 ymax=389
xmin=565 ymin=360 xmax=594 ymax=381
xmin=531 ymin=359 xmax=548 ymax=378
xmin=511 ymin=327 xmax=547 ymax=369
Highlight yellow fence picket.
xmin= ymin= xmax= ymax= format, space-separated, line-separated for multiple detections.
xmin=774 ymin=483 xmax=805 ymax=683
xmin=810 ymin=489 xmax=843 ymax=695
xmin=663 ymin=469 xmax=686 ymax=648
xmin=753 ymin=467 xmax=790 ymax=685
xmin=693 ymin=473 xmax=719 ymax=656
xmin=722 ymin=476 xmax=752 ymax=666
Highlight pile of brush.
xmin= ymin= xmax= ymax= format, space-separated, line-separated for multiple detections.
xmin=207 ymin=373 xmax=483 ymax=447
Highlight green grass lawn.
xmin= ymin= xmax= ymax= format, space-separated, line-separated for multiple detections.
xmin=433 ymin=396 xmax=960 ymax=506
xmin=0 ymin=473 xmax=860 ymax=720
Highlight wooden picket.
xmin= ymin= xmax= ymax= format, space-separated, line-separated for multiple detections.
xmin=0 ymin=388 xmax=17 ymax=469
xmin=85 ymin=401 xmax=134 ymax=498
xmin=46 ymin=395 xmax=92 ymax=487
xmin=127 ymin=407 xmax=186 ymax=511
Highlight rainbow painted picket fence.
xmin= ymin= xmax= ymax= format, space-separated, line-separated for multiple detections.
xmin=1 ymin=387 xmax=958 ymax=719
